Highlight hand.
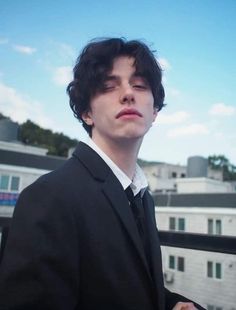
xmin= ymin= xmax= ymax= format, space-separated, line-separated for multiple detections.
xmin=172 ymin=302 xmax=197 ymax=310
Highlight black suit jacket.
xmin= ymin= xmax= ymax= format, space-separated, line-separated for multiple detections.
xmin=0 ymin=142 xmax=205 ymax=309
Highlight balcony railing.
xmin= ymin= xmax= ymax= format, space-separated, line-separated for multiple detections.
xmin=159 ymin=230 xmax=236 ymax=254
xmin=1 ymin=216 xmax=236 ymax=264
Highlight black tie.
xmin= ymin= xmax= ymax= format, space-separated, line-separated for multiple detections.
xmin=125 ymin=187 xmax=148 ymax=257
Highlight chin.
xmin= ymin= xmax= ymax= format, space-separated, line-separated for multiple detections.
xmin=120 ymin=132 xmax=145 ymax=140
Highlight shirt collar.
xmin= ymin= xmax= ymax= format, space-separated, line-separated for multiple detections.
xmin=85 ymin=138 xmax=148 ymax=196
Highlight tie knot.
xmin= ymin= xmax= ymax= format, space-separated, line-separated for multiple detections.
xmin=125 ymin=186 xmax=141 ymax=204
xmin=125 ymin=186 xmax=134 ymax=203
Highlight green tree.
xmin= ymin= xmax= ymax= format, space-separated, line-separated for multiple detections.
xmin=208 ymin=155 xmax=236 ymax=181
xmin=18 ymin=120 xmax=78 ymax=157
xmin=0 ymin=112 xmax=10 ymax=120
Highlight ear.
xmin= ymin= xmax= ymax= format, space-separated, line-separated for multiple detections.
xmin=152 ymin=108 xmax=158 ymax=122
xmin=82 ymin=110 xmax=93 ymax=126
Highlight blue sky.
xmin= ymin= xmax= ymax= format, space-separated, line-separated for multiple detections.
xmin=0 ymin=0 xmax=235 ymax=165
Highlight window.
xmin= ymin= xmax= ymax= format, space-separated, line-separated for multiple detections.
xmin=0 ymin=174 xmax=20 ymax=192
xmin=10 ymin=176 xmax=20 ymax=191
xmin=208 ymin=219 xmax=222 ymax=235
xmin=169 ymin=255 xmax=185 ymax=272
xmin=207 ymin=261 xmax=222 ymax=279
xmin=207 ymin=261 xmax=213 ymax=278
xmin=178 ymin=218 xmax=185 ymax=231
xmin=169 ymin=255 xmax=175 ymax=269
xmin=215 ymin=263 xmax=221 ymax=279
xmin=169 ymin=217 xmax=176 ymax=230
xmin=169 ymin=217 xmax=185 ymax=231
xmin=177 ymin=257 xmax=185 ymax=272
xmin=215 ymin=220 xmax=222 ymax=235
xmin=207 ymin=305 xmax=223 ymax=310
xmin=172 ymin=172 xmax=177 ymax=178
xmin=0 ymin=175 xmax=9 ymax=190
xmin=208 ymin=219 xmax=213 ymax=234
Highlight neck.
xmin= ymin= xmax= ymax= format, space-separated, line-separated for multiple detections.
xmin=91 ymin=135 xmax=142 ymax=179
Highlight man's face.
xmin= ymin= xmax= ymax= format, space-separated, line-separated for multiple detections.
xmin=82 ymin=56 xmax=157 ymax=146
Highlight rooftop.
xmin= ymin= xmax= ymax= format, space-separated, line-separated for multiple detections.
xmin=153 ymin=192 xmax=236 ymax=208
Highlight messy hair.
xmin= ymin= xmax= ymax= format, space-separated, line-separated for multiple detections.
xmin=67 ymin=38 xmax=165 ymax=135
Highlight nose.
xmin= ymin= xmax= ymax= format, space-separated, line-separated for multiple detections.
xmin=120 ymin=84 xmax=135 ymax=105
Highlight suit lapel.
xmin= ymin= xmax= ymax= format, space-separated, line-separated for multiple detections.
xmin=73 ymin=142 xmax=152 ymax=281
xmin=102 ymin=173 xmax=152 ymax=281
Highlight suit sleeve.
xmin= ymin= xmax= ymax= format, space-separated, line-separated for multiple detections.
xmin=165 ymin=288 xmax=206 ymax=309
xmin=0 ymin=179 xmax=80 ymax=310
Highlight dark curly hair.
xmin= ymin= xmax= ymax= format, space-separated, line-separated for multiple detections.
xmin=67 ymin=38 xmax=165 ymax=136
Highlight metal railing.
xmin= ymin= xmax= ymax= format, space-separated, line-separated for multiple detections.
xmin=159 ymin=230 xmax=236 ymax=254
xmin=1 ymin=216 xmax=236 ymax=264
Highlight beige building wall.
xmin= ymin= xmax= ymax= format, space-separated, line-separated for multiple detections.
xmin=155 ymin=207 xmax=236 ymax=309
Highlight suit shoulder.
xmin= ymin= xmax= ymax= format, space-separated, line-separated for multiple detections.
xmin=19 ymin=156 xmax=85 ymax=198
xmin=19 ymin=151 xmax=103 ymax=205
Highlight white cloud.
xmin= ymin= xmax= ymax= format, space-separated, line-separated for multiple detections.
xmin=167 ymin=123 xmax=209 ymax=138
xmin=58 ymin=43 xmax=76 ymax=60
xmin=45 ymin=41 xmax=77 ymax=64
xmin=158 ymin=57 xmax=171 ymax=71
xmin=0 ymin=82 xmax=54 ymax=128
xmin=53 ymin=66 xmax=73 ymax=86
xmin=209 ymin=103 xmax=236 ymax=116
xmin=13 ymin=44 xmax=37 ymax=55
xmin=157 ymin=111 xmax=190 ymax=124
xmin=166 ymin=87 xmax=182 ymax=99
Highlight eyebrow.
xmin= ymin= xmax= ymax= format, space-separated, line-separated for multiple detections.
xmin=104 ymin=73 xmax=146 ymax=82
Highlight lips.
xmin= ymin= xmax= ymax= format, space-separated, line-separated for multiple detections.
xmin=116 ymin=108 xmax=142 ymax=119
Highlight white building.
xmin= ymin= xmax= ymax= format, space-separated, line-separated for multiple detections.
xmin=0 ymin=119 xmax=68 ymax=257
xmin=154 ymin=179 xmax=236 ymax=309
xmin=176 ymin=177 xmax=234 ymax=194
xmin=142 ymin=162 xmax=186 ymax=193
xmin=0 ymin=140 xmax=67 ymax=217
xmin=141 ymin=155 xmax=228 ymax=193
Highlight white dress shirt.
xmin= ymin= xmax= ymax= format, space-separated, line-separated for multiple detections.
xmin=84 ymin=138 xmax=148 ymax=197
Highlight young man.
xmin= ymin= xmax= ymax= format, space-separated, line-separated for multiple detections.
xmin=0 ymin=38 xmax=204 ymax=309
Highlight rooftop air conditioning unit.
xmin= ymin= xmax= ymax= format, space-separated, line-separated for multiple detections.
xmin=164 ymin=270 xmax=174 ymax=284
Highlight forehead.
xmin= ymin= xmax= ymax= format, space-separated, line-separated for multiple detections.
xmin=109 ymin=56 xmax=136 ymax=76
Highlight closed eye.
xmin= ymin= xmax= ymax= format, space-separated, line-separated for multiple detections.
xmin=104 ymin=85 xmax=115 ymax=90
xmin=102 ymin=83 xmax=117 ymax=92
xmin=131 ymin=76 xmax=150 ymax=90
xmin=133 ymin=84 xmax=148 ymax=90
xmin=101 ymin=76 xmax=119 ymax=92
